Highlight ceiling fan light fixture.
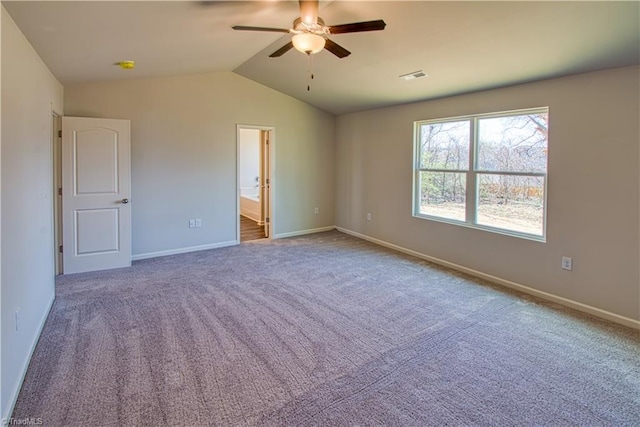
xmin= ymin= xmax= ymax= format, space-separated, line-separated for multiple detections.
xmin=292 ymin=33 xmax=326 ymax=55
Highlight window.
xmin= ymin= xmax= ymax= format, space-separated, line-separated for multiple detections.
xmin=414 ymin=108 xmax=548 ymax=240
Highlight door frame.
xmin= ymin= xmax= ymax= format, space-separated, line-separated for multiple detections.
xmin=236 ymin=124 xmax=275 ymax=242
xmin=52 ymin=110 xmax=63 ymax=274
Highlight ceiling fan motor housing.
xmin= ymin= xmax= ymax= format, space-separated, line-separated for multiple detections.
xmin=292 ymin=17 xmax=329 ymax=35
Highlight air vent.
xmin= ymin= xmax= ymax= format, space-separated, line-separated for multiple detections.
xmin=399 ymin=70 xmax=427 ymax=81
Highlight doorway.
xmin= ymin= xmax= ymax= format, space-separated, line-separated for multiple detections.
xmin=237 ymin=125 xmax=273 ymax=242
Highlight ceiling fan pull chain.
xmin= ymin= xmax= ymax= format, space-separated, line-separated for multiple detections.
xmin=307 ymin=53 xmax=314 ymax=91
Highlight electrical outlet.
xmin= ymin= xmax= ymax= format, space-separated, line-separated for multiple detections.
xmin=561 ymin=256 xmax=573 ymax=271
xmin=189 ymin=219 xmax=196 ymax=228
xmin=15 ymin=309 xmax=20 ymax=332
xmin=314 ymin=207 xmax=319 ymax=215
xmin=367 ymin=213 xmax=372 ymax=221
xmin=195 ymin=218 xmax=202 ymax=228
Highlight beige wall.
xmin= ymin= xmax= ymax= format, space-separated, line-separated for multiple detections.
xmin=64 ymin=72 xmax=335 ymax=257
xmin=1 ymin=6 xmax=63 ymax=419
xmin=336 ymin=66 xmax=640 ymax=322
xmin=2 ymin=2 xmax=636 ymax=421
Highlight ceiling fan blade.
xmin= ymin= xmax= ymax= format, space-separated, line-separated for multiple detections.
xmin=324 ymin=38 xmax=351 ymax=58
xmin=232 ymin=26 xmax=290 ymax=33
xmin=269 ymin=41 xmax=295 ymax=58
xmin=328 ymin=20 xmax=387 ymax=34
xmin=299 ymin=0 xmax=319 ymax=25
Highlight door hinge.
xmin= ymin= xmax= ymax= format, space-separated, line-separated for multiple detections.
xmin=58 ymin=130 xmax=62 ymax=138
xmin=265 ymin=179 xmax=270 ymax=185
xmin=59 ymin=245 xmax=63 ymax=253
xmin=58 ymin=187 xmax=62 ymax=196
xmin=265 ymin=217 xmax=270 ymax=223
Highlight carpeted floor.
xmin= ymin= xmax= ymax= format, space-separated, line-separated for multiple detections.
xmin=12 ymin=231 xmax=640 ymax=426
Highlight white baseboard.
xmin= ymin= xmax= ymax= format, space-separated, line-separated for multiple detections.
xmin=132 ymin=240 xmax=238 ymax=261
xmin=2 ymin=293 xmax=55 ymax=427
xmin=336 ymin=227 xmax=640 ymax=330
xmin=273 ymin=226 xmax=336 ymax=239
xmin=132 ymin=226 xmax=338 ymax=261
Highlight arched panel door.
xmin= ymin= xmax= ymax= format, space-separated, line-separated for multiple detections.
xmin=62 ymin=117 xmax=131 ymax=274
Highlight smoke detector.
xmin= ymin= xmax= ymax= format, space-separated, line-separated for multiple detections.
xmin=116 ymin=60 xmax=135 ymax=70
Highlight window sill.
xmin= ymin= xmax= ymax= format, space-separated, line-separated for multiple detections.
xmin=413 ymin=213 xmax=546 ymax=243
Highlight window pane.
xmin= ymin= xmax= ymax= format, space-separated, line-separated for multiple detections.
xmin=418 ymin=171 xmax=466 ymax=221
xmin=477 ymin=113 xmax=548 ymax=173
xmin=477 ymin=174 xmax=544 ymax=235
xmin=419 ymin=120 xmax=470 ymax=170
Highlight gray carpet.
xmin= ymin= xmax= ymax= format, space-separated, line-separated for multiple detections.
xmin=12 ymin=231 xmax=640 ymax=426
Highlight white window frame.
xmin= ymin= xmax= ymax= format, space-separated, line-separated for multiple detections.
xmin=412 ymin=107 xmax=549 ymax=242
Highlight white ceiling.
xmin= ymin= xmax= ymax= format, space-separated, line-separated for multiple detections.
xmin=3 ymin=1 xmax=639 ymax=115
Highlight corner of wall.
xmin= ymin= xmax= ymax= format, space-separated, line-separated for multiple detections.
xmin=0 ymin=296 xmax=54 ymax=426
xmin=1 ymin=6 xmax=63 ymax=422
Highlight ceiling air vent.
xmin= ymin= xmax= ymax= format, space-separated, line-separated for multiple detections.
xmin=399 ymin=70 xmax=427 ymax=81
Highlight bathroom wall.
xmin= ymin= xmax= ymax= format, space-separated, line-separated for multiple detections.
xmin=239 ymin=128 xmax=260 ymax=196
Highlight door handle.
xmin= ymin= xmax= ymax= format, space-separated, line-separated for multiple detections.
xmin=121 ymin=198 xmax=129 ymax=204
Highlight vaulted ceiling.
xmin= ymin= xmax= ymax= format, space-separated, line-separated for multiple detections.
xmin=3 ymin=1 xmax=639 ymax=115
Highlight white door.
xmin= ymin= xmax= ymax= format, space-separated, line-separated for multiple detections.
xmin=62 ymin=117 xmax=131 ymax=274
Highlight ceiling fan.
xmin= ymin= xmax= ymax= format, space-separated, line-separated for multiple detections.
xmin=232 ymin=0 xmax=386 ymax=58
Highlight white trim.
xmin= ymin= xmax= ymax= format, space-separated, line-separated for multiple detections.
xmin=336 ymin=227 xmax=640 ymax=330
xmin=264 ymin=128 xmax=275 ymax=238
xmin=132 ymin=240 xmax=238 ymax=261
xmin=2 ymin=294 xmax=55 ymax=427
xmin=273 ymin=226 xmax=336 ymax=239
xmin=236 ymin=126 xmax=241 ymax=243
xmin=51 ymin=110 xmax=63 ymax=275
